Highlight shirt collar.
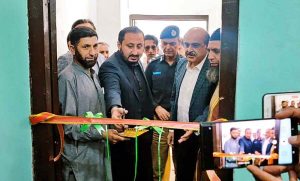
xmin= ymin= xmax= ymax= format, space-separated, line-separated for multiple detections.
xmin=72 ymin=62 xmax=94 ymax=77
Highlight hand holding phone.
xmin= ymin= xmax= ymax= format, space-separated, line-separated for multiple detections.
xmin=247 ymin=108 xmax=300 ymax=181
xmin=199 ymin=117 xmax=298 ymax=170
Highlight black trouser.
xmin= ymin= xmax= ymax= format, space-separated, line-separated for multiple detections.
xmin=174 ymin=129 xmax=199 ymax=181
xmin=110 ymin=130 xmax=153 ymax=181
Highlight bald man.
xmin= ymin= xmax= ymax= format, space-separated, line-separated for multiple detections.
xmin=169 ymin=27 xmax=216 ymax=181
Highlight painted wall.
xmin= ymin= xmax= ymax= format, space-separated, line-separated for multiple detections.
xmin=56 ymin=0 xmax=221 ymax=56
xmin=128 ymin=0 xmax=221 ymax=34
xmin=56 ymin=0 xmax=99 ymax=57
xmin=0 ymin=0 xmax=32 ymax=181
xmin=234 ymin=0 xmax=300 ymax=180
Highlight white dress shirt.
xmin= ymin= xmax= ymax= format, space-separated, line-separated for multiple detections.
xmin=262 ymin=138 xmax=271 ymax=155
xmin=177 ymin=57 xmax=206 ymax=122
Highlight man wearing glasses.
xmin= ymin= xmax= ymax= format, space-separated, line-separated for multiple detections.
xmin=142 ymin=34 xmax=159 ymax=70
xmin=145 ymin=25 xmax=184 ymax=181
xmin=169 ymin=27 xmax=216 ymax=181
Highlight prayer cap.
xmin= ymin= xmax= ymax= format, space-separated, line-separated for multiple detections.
xmin=210 ymin=28 xmax=221 ymax=41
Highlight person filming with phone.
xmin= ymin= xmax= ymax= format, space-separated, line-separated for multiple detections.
xmin=247 ymin=107 xmax=300 ymax=180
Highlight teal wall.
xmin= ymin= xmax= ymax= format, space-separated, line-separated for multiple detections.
xmin=0 ymin=0 xmax=32 ymax=181
xmin=234 ymin=0 xmax=300 ymax=180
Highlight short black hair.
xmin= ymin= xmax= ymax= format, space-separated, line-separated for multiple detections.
xmin=71 ymin=19 xmax=96 ymax=30
xmin=69 ymin=27 xmax=98 ymax=47
xmin=230 ymin=127 xmax=239 ymax=132
xmin=118 ymin=26 xmax=144 ymax=44
xmin=67 ymin=19 xmax=96 ymax=43
xmin=144 ymin=34 xmax=158 ymax=46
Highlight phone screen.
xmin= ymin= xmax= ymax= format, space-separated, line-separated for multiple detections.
xmin=263 ymin=92 xmax=300 ymax=118
xmin=200 ymin=118 xmax=298 ymax=170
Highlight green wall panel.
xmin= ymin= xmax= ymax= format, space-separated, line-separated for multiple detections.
xmin=0 ymin=0 xmax=32 ymax=180
xmin=234 ymin=0 xmax=300 ymax=180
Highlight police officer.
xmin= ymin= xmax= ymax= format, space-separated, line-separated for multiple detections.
xmin=145 ymin=25 xmax=184 ymax=181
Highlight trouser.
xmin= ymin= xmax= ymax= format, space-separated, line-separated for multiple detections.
xmin=110 ymin=130 xmax=153 ymax=181
xmin=174 ymin=129 xmax=199 ymax=181
xmin=152 ymin=129 xmax=169 ymax=181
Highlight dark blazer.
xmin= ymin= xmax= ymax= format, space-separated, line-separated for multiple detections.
xmin=99 ymin=51 xmax=154 ymax=119
xmin=170 ymin=57 xmax=216 ymax=122
xmin=98 ymin=51 xmax=154 ymax=181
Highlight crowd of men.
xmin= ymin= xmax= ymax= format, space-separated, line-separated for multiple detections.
xmin=57 ymin=18 xmax=222 ymax=181
xmin=56 ymin=18 xmax=299 ymax=181
xmin=278 ymin=100 xmax=300 ymax=112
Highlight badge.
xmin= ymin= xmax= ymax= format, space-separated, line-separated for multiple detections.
xmin=171 ymin=30 xmax=177 ymax=37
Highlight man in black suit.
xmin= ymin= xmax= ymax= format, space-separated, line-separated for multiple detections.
xmin=169 ymin=27 xmax=216 ymax=181
xmin=99 ymin=26 xmax=154 ymax=181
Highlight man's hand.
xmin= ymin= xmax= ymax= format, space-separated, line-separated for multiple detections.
xmin=247 ymin=108 xmax=300 ymax=180
xmin=167 ymin=131 xmax=174 ymax=145
xmin=103 ymin=129 xmax=128 ymax=144
xmin=155 ymin=105 xmax=170 ymax=121
xmin=178 ymin=130 xmax=194 ymax=143
xmin=247 ymin=165 xmax=296 ymax=181
xmin=111 ymin=106 xmax=128 ymax=132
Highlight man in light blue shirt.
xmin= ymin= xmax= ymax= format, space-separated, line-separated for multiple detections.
xmin=224 ymin=127 xmax=240 ymax=168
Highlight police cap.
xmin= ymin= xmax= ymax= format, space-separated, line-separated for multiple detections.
xmin=160 ymin=25 xmax=180 ymax=39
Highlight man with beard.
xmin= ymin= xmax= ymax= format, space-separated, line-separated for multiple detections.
xmin=224 ymin=127 xmax=240 ymax=167
xmin=200 ymin=28 xmax=233 ymax=181
xmin=145 ymin=25 xmax=184 ymax=181
xmin=57 ymin=19 xmax=105 ymax=75
xmin=239 ymin=128 xmax=254 ymax=154
xmin=99 ymin=26 xmax=154 ymax=181
xmin=169 ymin=27 xmax=216 ymax=181
xmin=58 ymin=27 xmax=125 ymax=181
xmin=206 ymin=28 xmax=222 ymax=121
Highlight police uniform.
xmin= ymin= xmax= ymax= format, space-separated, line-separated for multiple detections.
xmin=145 ymin=25 xmax=181 ymax=181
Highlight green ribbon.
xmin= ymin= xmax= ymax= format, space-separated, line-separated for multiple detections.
xmin=80 ymin=112 xmax=105 ymax=133
xmin=134 ymin=118 xmax=164 ymax=181
xmin=134 ymin=127 xmax=138 ymax=181
xmin=80 ymin=112 xmax=110 ymax=181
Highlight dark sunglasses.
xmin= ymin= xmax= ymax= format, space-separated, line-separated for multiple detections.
xmin=183 ymin=42 xmax=202 ymax=49
xmin=100 ymin=51 xmax=109 ymax=54
xmin=145 ymin=45 xmax=157 ymax=51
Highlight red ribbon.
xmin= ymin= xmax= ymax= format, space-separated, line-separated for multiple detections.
xmin=30 ymin=112 xmax=200 ymax=161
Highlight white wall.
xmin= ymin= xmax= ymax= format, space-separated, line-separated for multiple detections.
xmin=56 ymin=0 xmax=221 ymax=56
xmin=96 ymin=0 xmax=124 ymax=52
xmin=56 ymin=0 xmax=98 ymax=56
xmin=128 ymin=0 xmax=222 ymax=34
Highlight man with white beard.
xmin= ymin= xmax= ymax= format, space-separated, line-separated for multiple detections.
xmin=206 ymin=28 xmax=222 ymax=121
xmin=201 ymin=28 xmax=233 ymax=181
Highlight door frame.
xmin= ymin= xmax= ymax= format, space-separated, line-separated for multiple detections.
xmin=28 ymin=0 xmax=239 ymax=180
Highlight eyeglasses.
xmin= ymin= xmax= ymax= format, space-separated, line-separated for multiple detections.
xmin=145 ymin=45 xmax=157 ymax=51
xmin=183 ymin=42 xmax=203 ymax=49
xmin=100 ymin=51 xmax=109 ymax=54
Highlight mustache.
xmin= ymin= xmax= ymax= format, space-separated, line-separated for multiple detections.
xmin=128 ymin=54 xmax=140 ymax=59
xmin=185 ymin=51 xmax=197 ymax=57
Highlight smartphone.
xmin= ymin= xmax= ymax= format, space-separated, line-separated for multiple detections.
xmin=199 ymin=118 xmax=298 ymax=170
xmin=263 ymin=91 xmax=300 ymax=118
